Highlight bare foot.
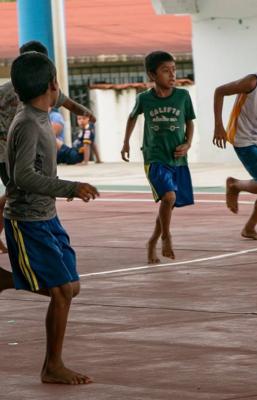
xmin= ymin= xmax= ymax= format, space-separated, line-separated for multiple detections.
xmin=0 ymin=266 xmax=14 ymax=292
xmin=147 ymin=240 xmax=160 ymax=264
xmin=41 ymin=365 xmax=93 ymax=385
xmin=226 ymin=177 xmax=239 ymax=214
xmin=162 ymin=235 xmax=175 ymax=259
xmin=241 ymin=229 xmax=257 ymax=240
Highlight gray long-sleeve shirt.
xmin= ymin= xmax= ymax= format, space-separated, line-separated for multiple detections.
xmin=4 ymin=104 xmax=78 ymax=221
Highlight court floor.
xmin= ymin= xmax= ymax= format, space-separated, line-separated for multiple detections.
xmin=1 ymin=187 xmax=257 ymax=399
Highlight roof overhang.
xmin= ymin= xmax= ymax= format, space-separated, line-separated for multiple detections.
xmin=151 ymin=0 xmax=257 ymax=18
xmin=151 ymin=0 xmax=199 ymax=15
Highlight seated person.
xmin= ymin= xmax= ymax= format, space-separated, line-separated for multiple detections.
xmin=56 ymin=115 xmax=102 ymax=165
xmin=49 ymin=107 xmax=65 ymax=142
xmin=75 ymin=115 xmax=102 ymax=163
xmin=49 ymin=109 xmax=84 ymax=165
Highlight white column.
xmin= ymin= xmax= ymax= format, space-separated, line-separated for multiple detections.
xmin=51 ymin=0 xmax=71 ymax=145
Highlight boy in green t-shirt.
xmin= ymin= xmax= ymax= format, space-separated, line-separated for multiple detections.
xmin=121 ymin=51 xmax=195 ymax=262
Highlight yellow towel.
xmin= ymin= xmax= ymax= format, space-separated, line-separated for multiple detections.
xmin=226 ymin=93 xmax=247 ymax=144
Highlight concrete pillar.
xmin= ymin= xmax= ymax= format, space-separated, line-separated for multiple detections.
xmin=51 ymin=0 xmax=71 ymax=145
xmin=16 ymin=0 xmax=71 ymax=144
xmin=17 ymin=0 xmax=54 ymax=60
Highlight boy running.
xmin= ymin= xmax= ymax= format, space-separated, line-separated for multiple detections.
xmin=213 ymin=74 xmax=257 ymax=239
xmin=121 ymin=51 xmax=195 ymax=262
xmin=0 ymin=40 xmax=96 ymax=253
xmin=4 ymin=51 xmax=99 ymax=384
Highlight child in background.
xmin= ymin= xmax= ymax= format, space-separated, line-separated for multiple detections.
xmin=74 ymin=115 xmax=102 ymax=164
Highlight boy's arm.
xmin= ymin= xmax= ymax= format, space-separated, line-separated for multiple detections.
xmin=121 ymin=115 xmax=138 ymax=162
xmin=213 ymin=74 xmax=257 ymax=149
xmin=174 ymin=120 xmax=194 ymax=158
xmin=55 ymin=91 xmax=96 ymax=122
xmin=13 ymin=124 xmax=99 ymax=201
xmin=62 ymin=97 xmax=96 ymax=123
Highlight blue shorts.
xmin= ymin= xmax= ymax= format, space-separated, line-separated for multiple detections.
xmin=234 ymin=145 xmax=257 ymax=180
xmin=144 ymin=163 xmax=194 ymax=206
xmin=57 ymin=144 xmax=83 ymax=165
xmin=4 ymin=216 xmax=79 ymax=291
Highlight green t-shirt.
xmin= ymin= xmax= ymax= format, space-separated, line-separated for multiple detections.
xmin=131 ymin=88 xmax=196 ymax=166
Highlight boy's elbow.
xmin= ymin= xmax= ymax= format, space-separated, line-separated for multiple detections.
xmin=215 ymin=86 xmax=225 ymax=97
xmin=128 ymin=113 xmax=136 ymax=121
xmin=14 ymin=170 xmax=33 ymax=191
xmin=14 ymin=173 xmax=26 ymax=190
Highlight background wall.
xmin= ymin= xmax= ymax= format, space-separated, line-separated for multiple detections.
xmin=192 ymin=1 xmax=257 ymax=163
xmin=90 ymin=85 xmax=205 ymax=163
xmin=90 ymin=88 xmax=144 ymax=162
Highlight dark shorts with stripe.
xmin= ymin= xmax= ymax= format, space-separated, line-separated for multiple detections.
xmin=234 ymin=145 xmax=257 ymax=180
xmin=144 ymin=162 xmax=194 ymax=206
xmin=4 ymin=216 xmax=79 ymax=291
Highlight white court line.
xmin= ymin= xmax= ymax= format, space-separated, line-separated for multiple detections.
xmin=64 ymin=197 xmax=253 ymax=204
xmin=94 ymin=198 xmax=253 ymax=205
xmin=98 ymin=190 xmax=225 ymax=195
xmin=79 ymin=247 xmax=257 ymax=278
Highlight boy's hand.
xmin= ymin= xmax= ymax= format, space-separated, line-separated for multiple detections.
xmin=75 ymin=183 xmax=100 ymax=202
xmin=121 ymin=142 xmax=130 ymax=162
xmin=174 ymin=143 xmax=190 ymax=158
xmin=213 ymin=126 xmax=227 ymax=148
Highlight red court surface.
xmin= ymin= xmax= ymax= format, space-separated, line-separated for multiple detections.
xmin=1 ymin=191 xmax=257 ymax=400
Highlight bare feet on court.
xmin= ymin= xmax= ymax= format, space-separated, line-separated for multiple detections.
xmin=147 ymin=239 xmax=160 ymax=264
xmin=226 ymin=177 xmax=239 ymax=214
xmin=162 ymin=234 xmax=175 ymax=259
xmin=41 ymin=364 xmax=93 ymax=385
xmin=241 ymin=229 xmax=257 ymax=240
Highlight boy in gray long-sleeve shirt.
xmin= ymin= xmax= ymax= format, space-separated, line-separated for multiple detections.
xmin=0 ymin=40 xmax=96 ymax=253
xmin=3 ymin=51 xmax=99 ymax=385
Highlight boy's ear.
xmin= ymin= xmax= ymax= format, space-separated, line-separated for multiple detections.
xmin=147 ymin=71 xmax=156 ymax=82
xmin=49 ymin=78 xmax=58 ymax=91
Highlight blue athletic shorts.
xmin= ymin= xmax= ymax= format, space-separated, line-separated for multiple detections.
xmin=4 ymin=216 xmax=79 ymax=291
xmin=234 ymin=145 xmax=257 ymax=180
xmin=144 ymin=163 xmax=194 ymax=206
xmin=57 ymin=144 xmax=83 ymax=165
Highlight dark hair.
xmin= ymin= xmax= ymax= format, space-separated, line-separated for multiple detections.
xmin=11 ymin=52 xmax=56 ymax=102
xmin=19 ymin=40 xmax=48 ymax=56
xmin=145 ymin=51 xmax=175 ymax=74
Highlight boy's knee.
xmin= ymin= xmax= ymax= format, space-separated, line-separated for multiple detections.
xmin=161 ymin=191 xmax=176 ymax=204
xmin=50 ymin=283 xmax=73 ymax=305
xmin=72 ymin=281 xmax=80 ymax=298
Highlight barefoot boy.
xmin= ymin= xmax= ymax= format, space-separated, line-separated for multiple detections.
xmin=0 ymin=40 xmax=96 ymax=255
xmin=213 ymin=74 xmax=257 ymax=239
xmin=121 ymin=51 xmax=195 ymax=262
xmin=4 ymin=51 xmax=99 ymax=384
